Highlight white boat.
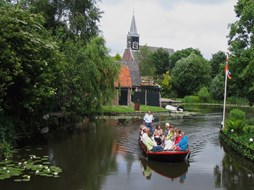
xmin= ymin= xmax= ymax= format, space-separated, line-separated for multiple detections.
xmin=165 ymin=105 xmax=183 ymax=112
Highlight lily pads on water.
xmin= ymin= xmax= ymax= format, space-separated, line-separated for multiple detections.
xmin=0 ymin=155 xmax=62 ymax=182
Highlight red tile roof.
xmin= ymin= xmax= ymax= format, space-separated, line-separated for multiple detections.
xmin=114 ymin=65 xmax=132 ymax=88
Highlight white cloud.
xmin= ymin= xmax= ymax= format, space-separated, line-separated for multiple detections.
xmin=98 ymin=0 xmax=237 ymax=59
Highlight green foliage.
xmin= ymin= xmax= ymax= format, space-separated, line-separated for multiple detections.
xmin=243 ymin=125 xmax=254 ymax=133
xmin=57 ymin=37 xmax=120 ymax=122
xmin=158 ymin=71 xmax=172 ymax=98
xmin=198 ymin=87 xmax=211 ymax=103
xmin=171 ymin=53 xmax=211 ymax=97
xmin=0 ymin=115 xmax=15 ymax=158
xmin=210 ymin=75 xmax=224 ymax=100
xmin=150 ymin=48 xmax=170 ymax=75
xmin=220 ymin=132 xmax=254 ymax=161
xmin=228 ymin=0 xmax=254 ymax=105
xmin=224 ymin=109 xmax=246 ymax=133
xmin=210 ymin=51 xmax=226 ymax=78
xmin=183 ymin=96 xmax=200 ymax=103
xmin=113 ymin=53 xmax=122 ymax=61
xmin=229 ymin=108 xmax=246 ymax=121
xmin=21 ymin=0 xmax=102 ymax=43
xmin=136 ymin=45 xmax=155 ymax=76
xmin=168 ymin=48 xmax=202 ymax=70
xmin=0 ymin=4 xmax=65 ymax=128
xmin=226 ymin=96 xmax=248 ymax=105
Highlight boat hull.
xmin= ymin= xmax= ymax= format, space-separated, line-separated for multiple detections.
xmin=139 ymin=139 xmax=190 ymax=162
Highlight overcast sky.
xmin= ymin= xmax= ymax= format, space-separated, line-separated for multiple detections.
xmin=98 ymin=0 xmax=238 ymax=59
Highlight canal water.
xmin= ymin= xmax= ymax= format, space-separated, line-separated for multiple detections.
xmin=0 ymin=105 xmax=254 ymax=190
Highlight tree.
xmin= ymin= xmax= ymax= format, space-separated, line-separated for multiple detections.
xmin=57 ymin=37 xmax=120 ymax=121
xmin=150 ymin=48 xmax=170 ymax=76
xmin=169 ymin=48 xmax=202 ymax=70
xmin=113 ymin=53 xmax=122 ymax=61
xmin=210 ymin=75 xmax=225 ymax=100
xmin=210 ymin=51 xmax=226 ymax=78
xmin=228 ymin=0 xmax=254 ymax=105
xmin=18 ymin=0 xmax=102 ymax=43
xmin=0 ymin=4 xmax=65 ymax=129
xmin=158 ymin=71 xmax=172 ymax=98
xmin=171 ymin=53 xmax=211 ymax=97
xmin=135 ymin=45 xmax=155 ymax=76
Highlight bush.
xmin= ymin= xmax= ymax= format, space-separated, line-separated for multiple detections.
xmin=198 ymin=87 xmax=211 ymax=103
xmin=229 ymin=109 xmax=246 ymax=120
xmin=227 ymin=96 xmax=248 ymax=105
xmin=224 ymin=109 xmax=246 ymax=134
xmin=183 ymin=96 xmax=200 ymax=103
xmin=243 ymin=125 xmax=254 ymax=133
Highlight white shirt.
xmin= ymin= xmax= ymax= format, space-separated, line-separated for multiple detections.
xmin=141 ymin=133 xmax=148 ymax=142
xmin=143 ymin=113 xmax=154 ymax=123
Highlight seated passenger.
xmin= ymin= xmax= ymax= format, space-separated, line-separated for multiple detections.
xmin=154 ymin=125 xmax=163 ymax=145
xmin=139 ymin=124 xmax=146 ymax=136
xmin=163 ymin=123 xmax=170 ymax=137
xmin=164 ymin=125 xmax=175 ymax=150
xmin=174 ymin=129 xmax=182 ymax=145
xmin=141 ymin=127 xmax=149 ymax=143
xmin=174 ymin=131 xmax=188 ymax=151
xmin=144 ymin=132 xmax=164 ymax=152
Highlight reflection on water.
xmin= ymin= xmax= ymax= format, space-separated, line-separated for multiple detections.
xmin=0 ymin=105 xmax=254 ymax=190
xmin=213 ymin=139 xmax=254 ymax=190
xmin=139 ymin=158 xmax=189 ymax=182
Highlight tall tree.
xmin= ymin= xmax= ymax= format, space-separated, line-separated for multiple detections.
xmin=19 ymin=0 xmax=102 ymax=43
xmin=150 ymin=48 xmax=170 ymax=76
xmin=0 ymin=4 xmax=65 ymax=128
xmin=168 ymin=48 xmax=202 ymax=70
xmin=171 ymin=53 xmax=211 ymax=97
xmin=210 ymin=51 xmax=226 ymax=78
xmin=57 ymin=37 xmax=119 ymax=121
xmin=228 ymin=0 xmax=254 ymax=105
xmin=135 ymin=45 xmax=155 ymax=76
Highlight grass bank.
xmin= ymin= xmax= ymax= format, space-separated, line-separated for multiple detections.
xmin=102 ymin=105 xmax=167 ymax=113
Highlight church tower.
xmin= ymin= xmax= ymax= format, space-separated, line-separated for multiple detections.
xmin=127 ymin=14 xmax=140 ymax=50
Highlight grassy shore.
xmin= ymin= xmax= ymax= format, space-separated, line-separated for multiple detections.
xmin=102 ymin=105 xmax=167 ymax=113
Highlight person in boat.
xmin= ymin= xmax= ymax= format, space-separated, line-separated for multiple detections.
xmin=174 ymin=129 xmax=182 ymax=145
xmin=139 ymin=124 xmax=146 ymax=136
xmin=154 ymin=124 xmax=163 ymax=145
xmin=144 ymin=132 xmax=164 ymax=152
xmin=141 ymin=126 xmax=149 ymax=143
xmin=174 ymin=131 xmax=188 ymax=151
xmin=163 ymin=122 xmax=170 ymax=137
xmin=143 ymin=110 xmax=154 ymax=132
xmin=163 ymin=124 xmax=175 ymax=150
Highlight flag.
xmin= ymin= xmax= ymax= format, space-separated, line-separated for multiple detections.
xmin=225 ymin=52 xmax=231 ymax=79
xmin=225 ymin=64 xmax=231 ymax=79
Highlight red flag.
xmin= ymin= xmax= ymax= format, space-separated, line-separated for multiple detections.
xmin=225 ymin=64 xmax=231 ymax=79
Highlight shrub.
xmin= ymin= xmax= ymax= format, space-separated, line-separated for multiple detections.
xmin=227 ymin=96 xmax=248 ymax=105
xmin=224 ymin=109 xmax=246 ymax=134
xmin=183 ymin=96 xmax=200 ymax=103
xmin=198 ymin=87 xmax=211 ymax=103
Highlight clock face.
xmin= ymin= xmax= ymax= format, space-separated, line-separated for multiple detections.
xmin=132 ymin=41 xmax=139 ymax=50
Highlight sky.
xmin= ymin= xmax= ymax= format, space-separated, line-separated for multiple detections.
xmin=98 ymin=0 xmax=238 ymax=60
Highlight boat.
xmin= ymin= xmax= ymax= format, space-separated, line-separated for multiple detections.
xmin=139 ymin=158 xmax=189 ymax=180
xmin=165 ymin=105 xmax=183 ymax=112
xmin=139 ymin=138 xmax=190 ymax=162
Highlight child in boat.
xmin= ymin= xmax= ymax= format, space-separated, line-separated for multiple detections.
xmin=174 ymin=131 xmax=188 ymax=151
xmin=154 ymin=124 xmax=163 ymax=145
xmin=144 ymin=132 xmax=164 ymax=152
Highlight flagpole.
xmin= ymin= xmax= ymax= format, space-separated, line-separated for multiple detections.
xmin=222 ymin=52 xmax=229 ymax=129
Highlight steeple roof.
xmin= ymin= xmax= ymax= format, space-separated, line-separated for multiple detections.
xmin=128 ymin=14 xmax=139 ymax=37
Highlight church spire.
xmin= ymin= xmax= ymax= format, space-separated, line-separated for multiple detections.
xmin=129 ymin=14 xmax=139 ymax=37
xmin=127 ymin=13 xmax=140 ymax=50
